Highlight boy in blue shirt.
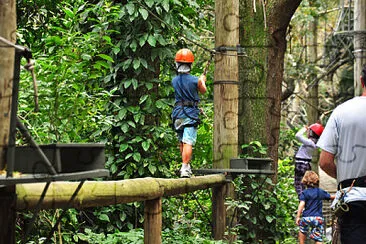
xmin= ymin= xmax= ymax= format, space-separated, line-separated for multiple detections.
xmin=296 ymin=170 xmax=335 ymax=244
xmin=171 ymin=48 xmax=206 ymax=178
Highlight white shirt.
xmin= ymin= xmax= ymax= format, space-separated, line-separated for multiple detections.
xmin=318 ymin=96 xmax=366 ymax=203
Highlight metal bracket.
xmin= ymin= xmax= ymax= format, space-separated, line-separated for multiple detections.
xmin=215 ymin=45 xmax=245 ymax=55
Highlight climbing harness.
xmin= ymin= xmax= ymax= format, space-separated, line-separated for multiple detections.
xmin=172 ymin=100 xmax=201 ymax=132
xmin=172 ymin=73 xmax=202 ymax=131
xmin=333 ymin=179 xmax=355 ymax=217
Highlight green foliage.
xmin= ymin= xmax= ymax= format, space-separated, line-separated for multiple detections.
xmin=225 ymin=157 xmax=298 ymax=243
xmin=16 ymin=0 xmax=215 ymax=242
xmin=240 ymin=141 xmax=268 ymax=158
xmin=15 ymin=0 xmax=303 ymax=243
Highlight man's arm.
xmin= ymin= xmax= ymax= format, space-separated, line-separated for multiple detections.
xmin=198 ymin=75 xmax=207 ymax=94
xmin=319 ymin=150 xmax=337 ymax=179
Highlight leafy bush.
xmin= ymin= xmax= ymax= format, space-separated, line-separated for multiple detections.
xmin=224 ymin=156 xmax=298 ymax=243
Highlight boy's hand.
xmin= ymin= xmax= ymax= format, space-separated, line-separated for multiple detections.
xmin=296 ymin=217 xmax=301 ymax=225
xmin=198 ymin=75 xmax=207 ymax=94
xmin=199 ymin=75 xmax=206 ymax=83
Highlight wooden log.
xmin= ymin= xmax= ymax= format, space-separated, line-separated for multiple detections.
xmin=144 ymin=198 xmax=162 ymax=244
xmin=16 ymin=174 xmax=227 ymax=210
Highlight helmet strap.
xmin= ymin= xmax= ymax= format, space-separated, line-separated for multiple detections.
xmin=175 ymin=62 xmax=191 ymax=74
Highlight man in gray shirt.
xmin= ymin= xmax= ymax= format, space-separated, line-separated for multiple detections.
xmin=318 ymin=63 xmax=366 ymax=244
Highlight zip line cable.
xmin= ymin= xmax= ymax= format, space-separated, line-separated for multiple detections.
xmin=134 ymin=0 xmax=213 ymax=54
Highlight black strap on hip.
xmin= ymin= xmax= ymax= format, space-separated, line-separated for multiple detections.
xmin=338 ymin=175 xmax=366 ymax=190
xmin=295 ymin=157 xmax=312 ymax=162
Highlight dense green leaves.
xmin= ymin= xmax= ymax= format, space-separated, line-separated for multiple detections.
xmin=16 ymin=0 xmax=216 ymax=242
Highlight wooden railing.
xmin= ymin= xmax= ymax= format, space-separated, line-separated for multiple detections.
xmin=16 ymin=174 xmax=229 ymax=243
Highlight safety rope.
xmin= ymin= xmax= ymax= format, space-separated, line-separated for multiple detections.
xmin=227 ymin=175 xmax=269 ymax=232
xmin=24 ymin=60 xmax=40 ymax=112
xmin=23 ymin=182 xmax=51 ymax=243
xmin=190 ymin=191 xmax=213 ymax=228
xmin=44 ymin=180 xmax=86 ymax=244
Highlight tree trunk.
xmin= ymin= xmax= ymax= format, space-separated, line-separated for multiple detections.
xmin=238 ymin=0 xmax=302 ymax=242
xmin=354 ymin=0 xmax=366 ymax=96
xmin=265 ymin=0 xmax=302 ymax=173
xmin=307 ymin=17 xmax=320 ymax=173
xmin=238 ymin=0 xmax=268 ymax=158
xmin=239 ymin=0 xmax=302 ymax=174
xmin=0 ymin=0 xmax=16 ymax=169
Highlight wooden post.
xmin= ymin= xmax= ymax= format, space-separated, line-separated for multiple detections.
xmin=0 ymin=1 xmax=17 ymax=243
xmin=214 ymin=0 xmax=239 ymax=168
xmin=214 ymin=0 xmax=239 ymax=240
xmin=0 ymin=0 xmax=16 ymax=169
xmin=212 ymin=184 xmax=226 ymax=240
xmin=0 ymin=185 xmax=16 ymax=244
xmin=354 ymin=0 xmax=366 ymax=96
xmin=144 ymin=198 xmax=162 ymax=244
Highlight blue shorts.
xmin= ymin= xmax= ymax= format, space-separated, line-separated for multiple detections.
xmin=299 ymin=216 xmax=324 ymax=242
xmin=174 ymin=118 xmax=197 ymax=145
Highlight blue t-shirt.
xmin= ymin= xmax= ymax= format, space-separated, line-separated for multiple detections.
xmin=300 ymin=187 xmax=331 ymax=217
xmin=171 ymin=74 xmax=200 ymax=120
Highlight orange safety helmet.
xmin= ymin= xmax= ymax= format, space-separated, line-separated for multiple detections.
xmin=309 ymin=123 xmax=324 ymax=137
xmin=175 ymin=48 xmax=194 ymax=63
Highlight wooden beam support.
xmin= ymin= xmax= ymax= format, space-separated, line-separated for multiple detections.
xmin=0 ymin=186 xmax=16 ymax=244
xmin=144 ymin=198 xmax=162 ymax=244
xmin=212 ymin=184 xmax=226 ymax=240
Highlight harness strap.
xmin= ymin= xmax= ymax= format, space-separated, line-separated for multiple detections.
xmin=338 ymin=176 xmax=365 ymax=190
xmin=175 ymin=101 xmax=199 ymax=107
xmin=295 ymin=157 xmax=312 ymax=162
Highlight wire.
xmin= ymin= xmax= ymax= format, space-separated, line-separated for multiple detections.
xmin=190 ymin=191 xmax=213 ymax=228
xmin=134 ymin=0 xmax=213 ymax=54
xmin=44 ymin=180 xmax=86 ymax=243
xmin=0 ymin=35 xmax=27 ymax=52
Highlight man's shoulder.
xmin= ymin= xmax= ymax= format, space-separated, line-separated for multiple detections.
xmin=336 ymin=97 xmax=365 ymax=109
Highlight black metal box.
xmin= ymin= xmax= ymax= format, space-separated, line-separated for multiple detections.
xmin=14 ymin=143 xmax=105 ymax=174
xmin=230 ymin=157 xmax=272 ymax=170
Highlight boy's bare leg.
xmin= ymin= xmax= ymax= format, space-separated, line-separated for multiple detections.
xmin=181 ymin=143 xmax=192 ymax=164
xmin=298 ymin=231 xmax=306 ymax=244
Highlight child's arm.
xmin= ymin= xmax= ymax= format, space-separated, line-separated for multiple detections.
xmin=296 ymin=201 xmax=305 ymax=225
xmin=198 ymin=75 xmax=207 ymax=94
xmin=330 ymin=194 xmax=336 ymax=200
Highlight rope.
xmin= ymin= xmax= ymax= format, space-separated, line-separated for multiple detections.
xmin=24 ymin=60 xmax=40 ymax=112
xmin=23 ymin=182 xmax=51 ymax=244
xmin=0 ymin=35 xmax=39 ymax=111
xmin=0 ymin=35 xmax=27 ymax=52
xmin=44 ymin=180 xmax=86 ymax=243
xmin=190 ymin=191 xmax=213 ymax=228
xmin=134 ymin=0 xmax=213 ymax=54
xmin=227 ymin=175 xmax=269 ymax=232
